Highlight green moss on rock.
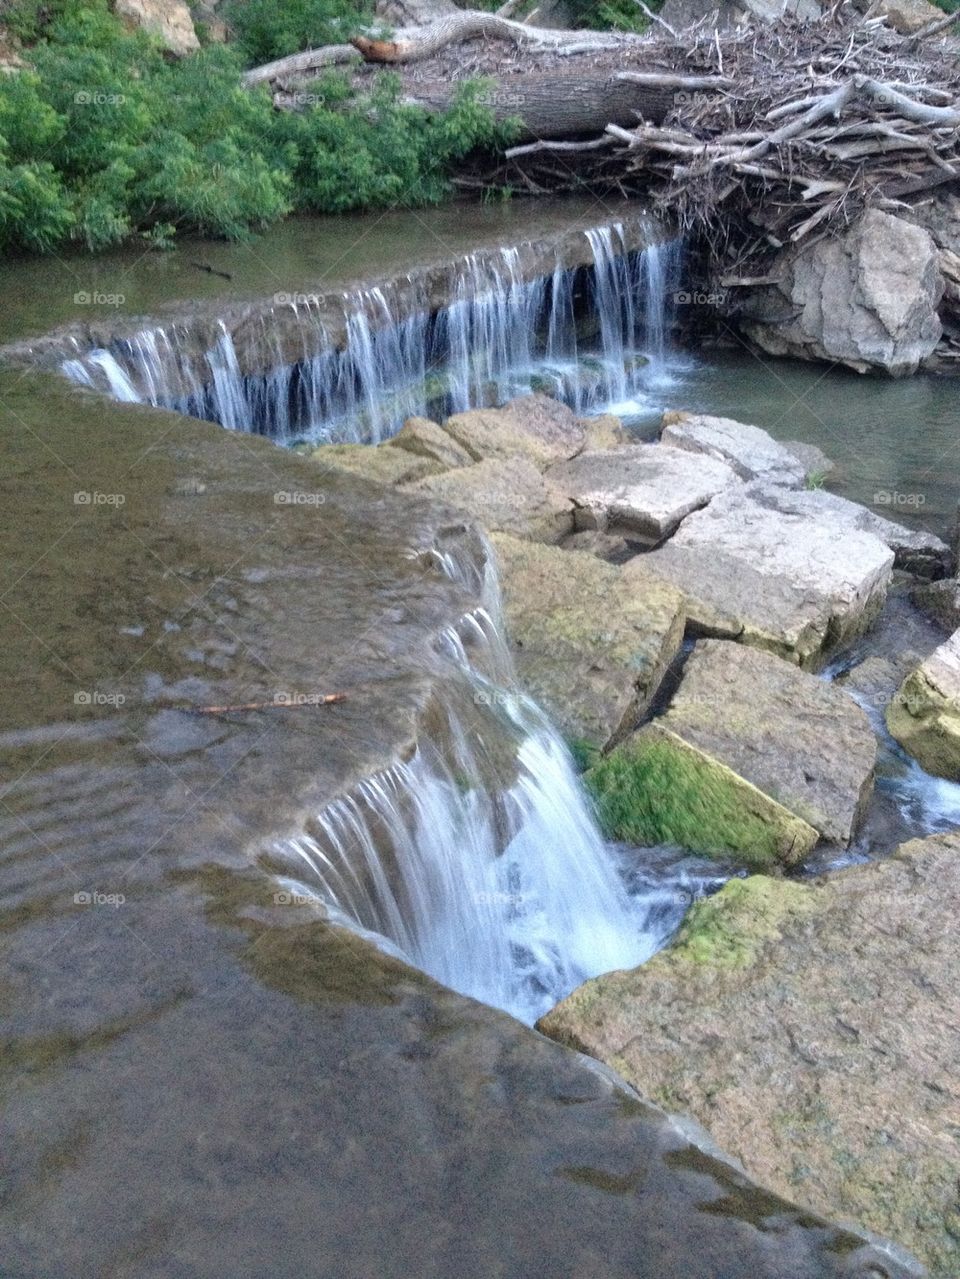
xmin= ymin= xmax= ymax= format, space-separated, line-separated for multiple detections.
xmin=665 ymin=875 xmax=816 ymax=969
xmin=584 ymin=724 xmax=818 ymax=869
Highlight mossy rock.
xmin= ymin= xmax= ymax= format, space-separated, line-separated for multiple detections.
xmin=584 ymin=723 xmax=818 ymax=869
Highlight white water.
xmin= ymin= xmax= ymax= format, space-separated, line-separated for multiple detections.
xmin=271 ymin=546 xmax=725 ymax=1025
xmin=61 ymin=224 xmax=685 ymax=444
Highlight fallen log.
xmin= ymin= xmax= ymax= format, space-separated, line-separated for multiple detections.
xmin=242 ymin=44 xmax=360 ymax=88
xmin=351 ymin=10 xmax=639 ymax=63
xmin=403 ymin=70 xmax=681 ymax=138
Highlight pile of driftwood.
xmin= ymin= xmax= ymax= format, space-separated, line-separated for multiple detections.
xmin=245 ymin=6 xmax=960 ymax=274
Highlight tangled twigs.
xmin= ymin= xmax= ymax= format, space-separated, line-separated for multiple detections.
xmin=486 ymin=14 xmax=960 ymax=276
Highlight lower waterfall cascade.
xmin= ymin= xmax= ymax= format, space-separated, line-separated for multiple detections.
xmin=270 ymin=542 xmax=725 ymax=1025
xmin=60 ymin=223 xmax=685 ymax=444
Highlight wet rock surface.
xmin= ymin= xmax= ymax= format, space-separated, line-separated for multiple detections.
xmin=539 ymin=833 xmax=960 ymax=1279
xmin=657 ymin=639 xmax=876 ymax=845
xmin=491 ymin=532 xmax=685 ymax=749
xmin=406 ymin=455 xmax=575 ymax=542
xmin=441 ymin=394 xmax=589 ymax=469
xmin=887 ymin=627 xmax=960 ymax=779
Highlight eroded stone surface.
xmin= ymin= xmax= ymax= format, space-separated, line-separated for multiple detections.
xmin=911 ymin=577 xmax=960 ymax=632
xmin=114 ymin=0 xmax=200 ymax=53
xmin=660 ymin=411 xmax=807 ymax=486
xmin=492 ymin=533 xmax=685 ymax=749
xmin=441 ymin=394 xmax=588 ymax=469
xmin=545 ymin=445 xmax=739 ymax=543
xmin=390 ymin=416 xmax=473 ymax=469
xmin=538 ymin=833 xmax=960 ymax=1279
xmin=311 ymin=441 xmax=442 ymax=487
xmin=627 ymin=485 xmax=894 ymax=666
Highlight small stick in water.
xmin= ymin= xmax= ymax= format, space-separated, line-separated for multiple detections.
xmin=189 ymin=261 xmax=233 ymax=281
xmin=188 ymin=693 xmax=348 ymax=715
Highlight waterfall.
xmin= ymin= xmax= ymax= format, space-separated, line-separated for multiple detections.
xmin=270 ymin=544 xmax=724 ymax=1025
xmin=60 ymin=225 xmax=684 ymax=445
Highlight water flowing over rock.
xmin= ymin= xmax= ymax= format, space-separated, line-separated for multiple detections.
xmin=652 ymin=639 xmax=877 ymax=846
xmin=53 ymin=220 xmax=684 ymax=441
xmin=737 ymin=209 xmax=944 ymax=377
xmin=627 ymin=483 xmax=895 ymax=667
xmin=887 ymin=628 xmax=960 ymax=779
xmin=538 ymin=832 xmax=960 ymax=1279
xmin=490 ymin=533 xmax=686 ymax=750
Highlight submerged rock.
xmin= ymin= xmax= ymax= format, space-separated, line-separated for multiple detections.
xmin=491 ymin=533 xmax=685 ymax=750
xmin=887 ymin=628 xmax=960 ymax=778
xmin=659 ymin=411 xmax=808 ymax=486
xmin=538 ymin=832 xmax=960 ymax=1279
xmin=585 ymin=721 xmax=819 ymax=869
xmin=658 ymin=639 xmax=875 ymax=845
xmin=405 ymin=457 xmax=574 ymax=543
xmin=739 ymin=208 xmax=943 ymax=376
xmin=627 ymin=485 xmax=894 ymax=666
xmin=545 ymin=445 xmax=739 ymax=544
xmin=440 ymin=394 xmax=588 ymax=469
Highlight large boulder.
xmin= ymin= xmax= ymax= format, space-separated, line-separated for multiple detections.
xmin=389 ymin=416 xmax=473 ymax=470
xmin=857 ymin=0 xmax=944 ymax=32
xmin=660 ymin=411 xmax=809 ymax=486
xmin=657 ymin=639 xmax=876 ymax=844
xmin=491 ymin=533 xmax=686 ymax=751
xmin=310 ymin=442 xmax=442 ymax=487
xmin=113 ymin=0 xmax=200 ymax=54
xmin=625 ymin=485 xmax=894 ymax=667
xmin=738 ymin=209 xmax=943 ymax=376
xmin=748 ymin=482 xmax=951 ymax=579
xmin=545 ymin=445 xmax=740 ymax=545
xmin=538 ymin=832 xmax=960 ymax=1279
xmin=585 ymin=722 xmax=820 ymax=870
xmin=440 ymin=395 xmax=588 ymax=470
xmin=405 ymin=457 xmax=574 ymax=543
xmin=887 ymin=628 xmax=960 ymax=778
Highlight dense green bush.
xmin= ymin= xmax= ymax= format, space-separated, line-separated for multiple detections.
xmin=0 ymin=0 xmax=510 ymax=254
xmin=223 ymin=0 xmax=371 ymax=67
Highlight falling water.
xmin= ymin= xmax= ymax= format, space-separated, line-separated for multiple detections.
xmin=270 ymin=543 xmax=725 ymax=1025
xmin=61 ymin=225 xmax=685 ymax=444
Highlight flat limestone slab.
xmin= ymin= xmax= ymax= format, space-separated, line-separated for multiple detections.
xmin=748 ymin=481 xmax=951 ymax=579
xmin=405 ymin=457 xmax=574 ymax=543
xmin=585 ymin=721 xmax=819 ymax=870
xmin=538 ymin=833 xmax=960 ymax=1279
xmin=627 ymin=485 xmax=894 ymax=666
xmin=660 ymin=411 xmax=808 ymax=486
xmin=887 ymin=627 xmax=960 ymax=778
xmin=545 ymin=445 xmax=740 ymax=543
xmin=661 ymin=640 xmax=875 ymax=844
xmin=491 ymin=533 xmax=685 ymax=750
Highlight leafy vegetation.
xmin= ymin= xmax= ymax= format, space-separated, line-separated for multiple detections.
xmin=0 ymin=0 xmax=510 ymax=254
xmin=223 ymin=0 xmax=371 ymax=67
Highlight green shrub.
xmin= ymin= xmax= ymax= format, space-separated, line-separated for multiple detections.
xmin=0 ymin=1 xmax=509 ymax=253
xmin=223 ymin=0 xmax=371 ymax=67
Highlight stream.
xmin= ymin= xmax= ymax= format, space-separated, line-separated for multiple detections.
xmin=0 ymin=200 xmax=949 ymax=1278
